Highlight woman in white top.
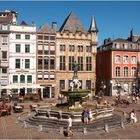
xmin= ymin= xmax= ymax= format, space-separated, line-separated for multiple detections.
xmin=88 ymin=109 xmax=93 ymax=122
xmin=67 ymin=116 xmax=73 ymax=136
xmin=130 ymin=109 xmax=137 ymax=123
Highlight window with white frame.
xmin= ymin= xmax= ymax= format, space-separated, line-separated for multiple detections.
xmin=2 ymin=25 xmax=8 ymax=30
xmin=16 ymin=44 xmax=21 ymax=53
xmin=2 ymin=36 xmax=8 ymax=45
xmin=20 ymin=75 xmax=25 ymax=83
xmin=50 ymin=71 xmax=55 ymax=80
xmin=123 ymin=44 xmax=128 ymax=49
xmin=16 ymin=34 xmax=21 ymax=39
xmin=15 ymin=59 xmax=20 ymax=68
xmin=116 ymin=67 xmax=120 ymax=77
xmin=2 ymin=51 xmax=7 ymax=61
xmin=27 ymin=75 xmax=32 ymax=83
xmin=44 ymin=71 xmax=48 ymax=80
xmin=131 ymin=67 xmax=137 ymax=77
xmin=131 ymin=56 xmax=136 ymax=64
xmin=124 ymin=67 xmax=128 ymax=77
xmin=25 ymin=35 xmax=30 ymax=40
xmin=123 ymin=55 xmax=128 ymax=64
xmin=13 ymin=75 xmax=18 ymax=83
xmin=25 ymin=59 xmax=30 ymax=69
xmin=38 ymin=71 xmax=42 ymax=80
xmin=116 ymin=43 xmax=120 ymax=49
xmin=25 ymin=44 xmax=30 ymax=53
xmin=2 ymin=68 xmax=7 ymax=74
xmin=115 ymin=55 xmax=121 ymax=63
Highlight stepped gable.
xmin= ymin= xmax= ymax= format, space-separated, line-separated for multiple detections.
xmin=88 ymin=16 xmax=98 ymax=32
xmin=38 ymin=22 xmax=51 ymax=33
xmin=59 ymin=12 xmax=87 ymax=34
xmin=20 ymin=20 xmax=28 ymax=26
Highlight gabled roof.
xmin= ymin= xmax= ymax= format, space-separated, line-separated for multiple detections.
xmin=37 ymin=23 xmax=51 ymax=33
xmin=59 ymin=12 xmax=87 ymax=33
xmin=20 ymin=20 xmax=28 ymax=26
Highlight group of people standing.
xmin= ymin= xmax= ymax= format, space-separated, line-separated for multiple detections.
xmin=81 ymin=108 xmax=93 ymax=124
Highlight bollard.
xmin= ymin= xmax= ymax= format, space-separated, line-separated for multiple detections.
xmin=24 ymin=121 xmax=27 ymax=128
xmin=28 ymin=112 xmax=31 ymax=117
xmin=60 ymin=127 xmax=64 ymax=135
xmin=38 ymin=125 xmax=43 ymax=132
xmin=15 ymin=116 xmax=20 ymax=123
xmin=105 ymin=124 xmax=109 ymax=132
xmin=121 ymin=121 xmax=125 ymax=129
xmin=47 ymin=110 xmax=50 ymax=118
xmin=59 ymin=111 xmax=62 ymax=120
xmin=83 ymin=127 xmax=87 ymax=135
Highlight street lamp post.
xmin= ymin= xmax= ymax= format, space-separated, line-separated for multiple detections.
xmin=132 ymin=83 xmax=136 ymax=95
xmin=99 ymin=81 xmax=106 ymax=97
xmin=116 ymin=83 xmax=121 ymax=97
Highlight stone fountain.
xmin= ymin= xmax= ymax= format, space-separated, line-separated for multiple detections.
xmin=61 ymin=65 xmax=90 ymax=109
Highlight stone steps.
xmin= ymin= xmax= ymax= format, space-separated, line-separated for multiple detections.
xmin=24 ymin=113 xmax=124 ymax=132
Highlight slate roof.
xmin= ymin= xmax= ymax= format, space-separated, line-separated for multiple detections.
xmin=59 ymin=12 xmax=87 ymax=33
xmin=112 ymin=38 xmax=132 ymax=43
xmin=37 ymin=23 xmax=51 ymax=33
xmin=88 ymin=16 xmax=98 ymax=32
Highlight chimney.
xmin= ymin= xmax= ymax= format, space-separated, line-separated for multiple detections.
xmin=52 ymin=22 xmax=57 ymax=31
xmin=104 ymin=39 xmax=108 ymax=45
xmin=130 ymin=28 xmax=134 ymax=42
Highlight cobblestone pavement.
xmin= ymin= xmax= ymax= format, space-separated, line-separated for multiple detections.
xmin=1 ymin=97 xmax=140 ymax=139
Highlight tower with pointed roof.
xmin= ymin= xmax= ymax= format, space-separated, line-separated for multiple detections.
xmin=55 ymin=12 xmax=98 ymax=98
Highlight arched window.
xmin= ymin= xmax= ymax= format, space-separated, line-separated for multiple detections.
xmin=123 ymin=55 xmax=128 ymax=64
xmin=115 ymin=55 xmax=120 ymax=63
xmin=131 ymin=67 xmax=137 ymax=77
xmin=20 ymin=75 xmax=25 ymax=83
xmin=124 ymin=67 xmax=128 ymax=77
xmin=116 ymin=67 xmax=120 ymax=77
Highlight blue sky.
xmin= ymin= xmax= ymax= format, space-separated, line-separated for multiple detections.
xmin=0 ymin=1 xmax=140 ymax=46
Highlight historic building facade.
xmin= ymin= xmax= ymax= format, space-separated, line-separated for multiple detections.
xmin=8 ymin=21 xmax=36 ymax=95
xmin=96 ymin=30 xmax=140 ymax=96
xmin=36 ymin=22 xmax=56 ymax=99
xmin=55 ymin=12 xmax=98 ymax=98
xmin=0 ymin=10 xmax=18 ymax=97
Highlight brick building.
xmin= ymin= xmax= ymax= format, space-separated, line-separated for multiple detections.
xmin=36 ymin=22 xmax=56 ymax=99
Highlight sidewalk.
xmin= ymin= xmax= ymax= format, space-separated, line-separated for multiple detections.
xmin=0 ymin=97 xmax=140 ymax=139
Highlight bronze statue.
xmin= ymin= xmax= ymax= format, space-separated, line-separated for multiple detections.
xmin=73 ymin=61 xmax=79 ymax=77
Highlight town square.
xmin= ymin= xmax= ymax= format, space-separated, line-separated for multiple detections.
xmin=0 ymin=1 xmax=140 ymax=139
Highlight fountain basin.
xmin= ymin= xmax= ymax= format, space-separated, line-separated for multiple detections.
xmin=61 ymin=90 xmax=90 ymax=98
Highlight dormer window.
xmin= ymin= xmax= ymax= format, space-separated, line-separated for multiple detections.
xmin=2 ymin=25 xmax=8 ymax=30
xmin=116 ymin=43 xmax=120 ymax=49
xmin=123 ymin=44 xmax=128 ymax=49
xmin=131 ymin=44 xmax=135 ymax=49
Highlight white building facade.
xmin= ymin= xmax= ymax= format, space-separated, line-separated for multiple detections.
xmin=9 ymin=24 xmax=36 ymax=95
